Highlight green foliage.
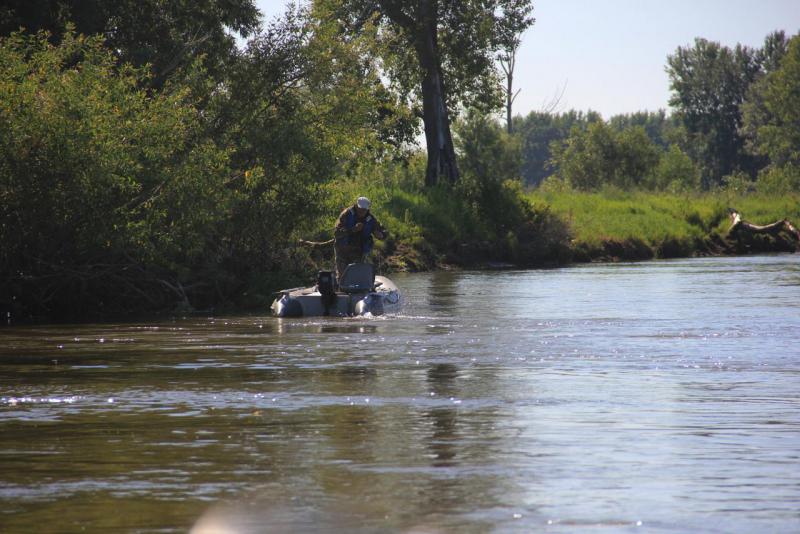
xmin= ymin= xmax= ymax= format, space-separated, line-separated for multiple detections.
xmin=307 ymin=150 xmax=571 ymax=270
xmin=645 ymin=145 xmax=701 ymax=192
xmin=755 ymin=165 xmax=800 ymax=195
xmin=219 ymin=9 xmax=381 ymax=266
xmin=607 ymin=110 xmax=684 ymax=149
xmin=667 ymin=33 xmax=789 ymax=187
xmin=550 ymin=122 xmax=614 ymax=190
xmin=2 ymin=11 xmax=798 ymax=321
xmin=0 ymin=11 xmax=412 ymax=318
xmin=0 ymin=0 xmax=260 ymax=85
xmin=322 ymin=0 xmax=534 ymax=186
xmin=515 ymin=109 xmax=601 ymax=186
xmin=329 ymin=0 xmax=533 ymax=114
xmin=529 ymin=187 xmax=800 ymax=257
xmin=550 ymin=122 xmax=660 ymax=190
xmin=721 ymin=192 xmax=800 ymax=228
xmin=720 ymin=170 xmax=756 ymax=195
xmin=742 ymin=35 xmax=800 ymax=169
xmin=453 ymin=110 xmax=529 ymax=230
xmin=520 ymin=31 xmax=794 ymax=194
xmin=0 ymin=30 xmax=231 ymax=316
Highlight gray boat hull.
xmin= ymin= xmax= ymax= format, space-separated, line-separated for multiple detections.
xmin=271 ymin=275 xmax=400 ymax=317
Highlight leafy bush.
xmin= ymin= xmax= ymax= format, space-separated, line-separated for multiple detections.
xmin=549 ymin=122 xmax=660 ymax=190
xmin=0 ymin=31 xmax=231 ymax=317
xmin=756 ymin=165 xmax=800 ymax=194
xmin=721 ymin=171 xmax=756 ymax=194
xmin=646 ymin=145 xmax=701 ymax=192
xmin=453 ymin=109 xmax=528 ymax=231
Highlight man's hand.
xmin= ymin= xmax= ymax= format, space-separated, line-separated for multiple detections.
xmin=352 ymin=222 xmax=364 ymax=232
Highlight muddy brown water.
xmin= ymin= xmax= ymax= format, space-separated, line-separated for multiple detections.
xmin=1 ymin=255 xmax=799 ymax=533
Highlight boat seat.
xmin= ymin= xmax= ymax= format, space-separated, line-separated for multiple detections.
xmin=339 ymin=263 xmax=375 ymax=293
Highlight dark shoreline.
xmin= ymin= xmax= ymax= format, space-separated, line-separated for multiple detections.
xmin=3 ymin=234 xmax=796 ymax=326
xmin=383 ymin=230 xmax=799 ymax=272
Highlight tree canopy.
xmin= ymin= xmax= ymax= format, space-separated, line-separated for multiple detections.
xmin=318 ymin=0 xmax=534 ymax=186
xmin=743 ymin=35 xmax=800 ymax=169
xmin=666 ymin=32 xmax=789 ymax=187
xmin=0 ymin=0 xmax=261 ymax=84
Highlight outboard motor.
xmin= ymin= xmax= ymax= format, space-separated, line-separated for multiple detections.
xmin=317 ymin=271 xmax=336 ymax=315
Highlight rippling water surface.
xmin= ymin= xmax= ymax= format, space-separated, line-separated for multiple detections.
xmin=1 ymin=255 xmax=799 ymax=533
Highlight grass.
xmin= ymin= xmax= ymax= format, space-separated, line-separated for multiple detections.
xmin=304 ymin=159 xmax=800 ymax=271
xmin=528 ymin=188 xmax=800 ymax=255
xmin=309 ymin=159 xmax=500 ymax=269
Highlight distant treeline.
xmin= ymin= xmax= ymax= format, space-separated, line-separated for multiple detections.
xmin=1 ymin=1 xmax=798 ymax=321
xmin=512 ymin=30 xmax=799 ymax=193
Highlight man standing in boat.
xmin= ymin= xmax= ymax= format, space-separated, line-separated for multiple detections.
xmin=334 ymin=196 xmax=387 ymax=284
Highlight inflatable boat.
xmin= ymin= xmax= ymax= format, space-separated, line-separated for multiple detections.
xmin=271 ymin=263 xmax=401 ymax=317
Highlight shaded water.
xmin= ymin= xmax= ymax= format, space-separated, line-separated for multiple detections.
xmin=1 ymin=255 xmax=799 ymax=533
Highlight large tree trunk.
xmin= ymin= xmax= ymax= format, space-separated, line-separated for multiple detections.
xmin=380 ymin=0 xmax=459 ymax=187
xmin=414 ymin=0 xmax=459 ymax=187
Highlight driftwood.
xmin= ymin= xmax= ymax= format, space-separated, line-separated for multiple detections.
xmin=727 ymin=209 xmax=800 ymax=247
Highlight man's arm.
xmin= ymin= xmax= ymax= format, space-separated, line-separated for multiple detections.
xmin=335 ymin=208 xmax=362 ymax=239
xmin=372 ymin=218 xmax=388 ymax=240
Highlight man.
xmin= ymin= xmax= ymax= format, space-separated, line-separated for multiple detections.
xmin=334 ymin=196 xmax=387 ymax=284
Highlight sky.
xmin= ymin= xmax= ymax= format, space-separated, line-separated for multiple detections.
xmin=253 ymin=0 xmax=800 ymax=119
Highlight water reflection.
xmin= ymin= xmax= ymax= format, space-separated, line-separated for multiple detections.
xmin=426 ymin=271 xmax=460 ymax=310
xmin=425 ymin=364 xmax=461 ymax=468
xmin=274 ymin=319 xmax=380 ymax=336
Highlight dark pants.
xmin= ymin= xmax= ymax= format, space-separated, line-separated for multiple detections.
xmin=334 ymin=244 xmax=364 ymax=285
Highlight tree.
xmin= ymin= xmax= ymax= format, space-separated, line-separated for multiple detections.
xmin=607 ymin=110 xmax=679 ymax=150
xmin=754 ymin=30 xmax=790 ymax=73
xmin=742 ymin=34 xmax=799 ymax=170
xmin=549 ymin=122 xmax=660 ymax=190
xmin=0 ymin=0 xmax=260 ymax=85
xmin=324 ymin=0 xmax=533 ymax=186
xmin=0 ymin=6 xmax=414 ymax=319
xmin=454 ymin=110 xmax=524 ymax=229
xmin=645 ymin=145 xmax=701 ymax=192
xmin=516 ymin=110 xmax=601 ymax=187
xmin=666 ymin=34 xmax=786 ymax=188
xmin=496 ymin=0 xmax=534 ymax=134
xmin=0 ymin=30 xmax=231 ymax=317
xmin=212 ymin=6 xmax=410 ymax=280
xmin=616 ymin=127 xmax=662 ymax=188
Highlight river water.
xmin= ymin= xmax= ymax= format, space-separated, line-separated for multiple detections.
xmin=1 ymin=255 xmax=799 ymax=533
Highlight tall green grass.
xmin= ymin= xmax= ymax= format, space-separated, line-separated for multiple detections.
xmin=304 ymin=160 xmax=799 ymax=270
xmin=302 ymin=158 xmax=499 ymax=270
xmin=528 ymin=188 xmax=800 ymax=251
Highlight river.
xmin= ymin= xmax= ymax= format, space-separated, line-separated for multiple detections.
xmin=1 ymin=255 xmax=799 ymax=533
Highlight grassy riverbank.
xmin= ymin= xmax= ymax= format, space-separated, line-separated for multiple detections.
xmin=528 ymin=189 xmax=800 ymax=261
xmin=303 ymin=168 xmax=800 ymax=278
xmin=301 ymin=159 xmax=572 ymax=276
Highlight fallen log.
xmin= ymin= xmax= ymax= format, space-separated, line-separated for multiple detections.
xmin=727 ymin=209 xmax=800 ymax=248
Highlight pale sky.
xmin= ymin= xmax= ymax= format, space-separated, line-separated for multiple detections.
xmin=254 ymin=0 xmax=800 ymax=119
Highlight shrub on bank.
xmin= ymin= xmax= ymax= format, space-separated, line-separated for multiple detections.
xmin=0 ymin=31 xmax=232 ymax=318
xmin=303 ymin=157 xmax=573 ymax=271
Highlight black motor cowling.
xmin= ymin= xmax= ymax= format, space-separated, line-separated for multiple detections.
xmin=317 ymin=271 xmax=335 ymax=296
xmin=317 ymin=271 xmax=336 ymax=315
